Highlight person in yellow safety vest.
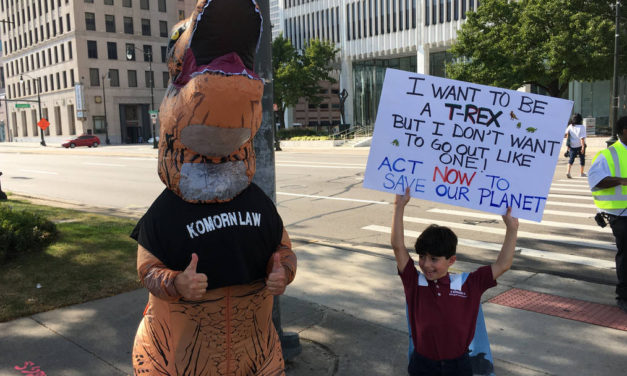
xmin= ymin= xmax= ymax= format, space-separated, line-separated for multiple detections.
xmin=588 ymin=116 xmax=627 ymax=313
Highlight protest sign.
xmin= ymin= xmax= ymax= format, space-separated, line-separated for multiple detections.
xmin=363 ymin=69 xmax=573 ymax=222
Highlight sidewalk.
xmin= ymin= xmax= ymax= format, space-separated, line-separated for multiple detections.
xmin=1 ymin=236 xmax=626 ymax=376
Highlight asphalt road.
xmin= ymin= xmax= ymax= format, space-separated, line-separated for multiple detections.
xmin=0 ymin=145 xmax=617 ymax=287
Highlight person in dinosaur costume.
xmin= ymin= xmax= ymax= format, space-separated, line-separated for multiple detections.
xmin=130 ymin=1 xmax=296 ymax=374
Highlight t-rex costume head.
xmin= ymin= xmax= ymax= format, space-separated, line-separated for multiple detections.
xmin=157 ymin=0 xmax=264 ymax=203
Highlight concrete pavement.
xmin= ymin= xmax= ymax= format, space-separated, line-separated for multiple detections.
xmin=1 ymin=137 xmax=626 ymax=375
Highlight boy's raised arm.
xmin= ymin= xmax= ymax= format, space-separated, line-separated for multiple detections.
xmin=491 ymin=207 xmax=519 ymax=280
xmin=391 ymin=187 xmax=411 ymax=272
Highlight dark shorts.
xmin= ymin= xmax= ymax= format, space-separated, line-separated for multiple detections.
xmin=408 ymin=351 xmax=472 ymax=376
xmin=568 ymin=147 xmax=585 ymax=165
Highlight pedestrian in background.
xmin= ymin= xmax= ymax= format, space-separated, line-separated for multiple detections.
xmin=588 ymin=115 xmax=627 ymax=313
xmin=565 ymin=113 xmax=587 ymax=178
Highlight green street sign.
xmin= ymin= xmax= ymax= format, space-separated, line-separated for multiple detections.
xmin=15 ymin=103 xmax=31 ymax=108
xmin=149 ymin=110 xmax=158 ymax=115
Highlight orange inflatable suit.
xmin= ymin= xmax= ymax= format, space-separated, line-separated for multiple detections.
xmin=130 ymin=1 xmax=296 ymax=375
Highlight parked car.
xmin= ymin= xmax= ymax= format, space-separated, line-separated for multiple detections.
xmin=62 ymin=134 xmax=101 ymax=148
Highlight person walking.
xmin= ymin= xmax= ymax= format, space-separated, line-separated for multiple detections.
xmin=565 ymin=113 xmax=587 ymax=178
xmin=588 ymin=116 xmax=627 ymax=313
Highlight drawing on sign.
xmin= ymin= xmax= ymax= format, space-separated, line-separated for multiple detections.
xmin=363 ymin=69 xmax=573 ymax=222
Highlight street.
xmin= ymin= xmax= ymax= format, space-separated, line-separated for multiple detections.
xmin=0 ymin=144 xmax=616 ymax=287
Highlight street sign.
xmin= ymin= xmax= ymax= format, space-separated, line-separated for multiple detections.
xmin=15 ymin=103 xmax=30 ymax=108
xmin=37 ymin=118 xmax=50 ymax=130
xmin=149 ymin=110 xmax=158 ymax=115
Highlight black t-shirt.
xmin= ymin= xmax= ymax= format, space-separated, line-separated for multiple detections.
xmin=131 ymin=183 xmax=283 ymax=290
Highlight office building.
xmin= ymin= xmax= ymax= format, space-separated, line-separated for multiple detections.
xmin=0 ymin=0 xmax=195 ymax=145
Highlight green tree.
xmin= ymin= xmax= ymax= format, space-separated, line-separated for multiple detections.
xmin=447 ymin=0 xmax=626 ymax=98
xmin=272 ymin=35 xmax=338 ymax=129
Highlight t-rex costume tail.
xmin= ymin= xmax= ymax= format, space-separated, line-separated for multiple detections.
xmin=131 ymin=1 xmax=296 ymax=375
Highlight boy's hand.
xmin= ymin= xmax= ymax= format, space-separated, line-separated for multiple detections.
xmin=501 ymin=206 xmax=519 ymax=230
xmin=395 ymin=187 xmax=411 ymax=208
xmin=174 ymin=253 xmax=209 ymax=300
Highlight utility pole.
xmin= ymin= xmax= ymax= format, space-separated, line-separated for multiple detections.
xmin=608 ymin=0 xmax=622 ymax=147
xmin=20 ymin=74 xmax=45 ymax=146
xmin=254 ymin=0 xmax=302 ymax=362
xmin=102 ymin=73 xmax=110 ymax=144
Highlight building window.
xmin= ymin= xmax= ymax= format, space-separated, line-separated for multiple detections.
xmin=140 ymin=0 xmax=149 ymax=10
xmin=68 ymin=41 xmax=73 ymax=59
xmin=178 ymin=10 xmax=185 ymax=21
xmin=104 ymin=0 xmax=113 ymax=5
xmin=162 ymin=71 xmax=169 ymax=88
xmin=145 ymin=70 xmax=154 ymax=88
xmin=159 ymin=20 xmax=168 ymax=37
xmin=141 ymin=19 xmax=151 ymax=36
xmin=128 ymin=70 xmax=137 ymax=87
xmin=109 ymin=69 xmax=120 ymax=87
xmin=158 ymin=0 xmax=166 ymax=12
xmin=123 ymin=0 xmax=132 ymax=7
xmin=87 ymin=40 xmax=98 ymax=58
xmin=126 ymin=43 xmax=136 ymax=60
xmin=105 ymin=15 xmax=115 ymax=32
xmin=93 ymin=116 xmax=106 ymax=132
xmin=161 ymin=45 xmax=167 ymax=63
xmin=107 ymin=42 xmax=117 ymax=59
xmin=85 ymin=12 xmax=95 ymax=30
xmin=84 ymin=0 xmax=94 ymax=3
xmin=124 ymin=17 xmax=133 ymax=34
xmin=90 ymin=68 xmax=100 ymax=86
xmin=143 ymin=45 xmax=152 ymax=61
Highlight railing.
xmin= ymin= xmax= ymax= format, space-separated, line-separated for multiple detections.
xmin=331 ymin=124 xmax=374 ymax=141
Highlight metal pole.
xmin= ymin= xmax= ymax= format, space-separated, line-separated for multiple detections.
xmin=607 ymin=0 xmax=621 ymax=147
xmin=102 ymin=74 xmax=110 ymax=144
xmin=150 ymin=52 xmax=157 ymax=149
xmin=253 ymin=0 xmax=301 ymax=362
xmin=35 ymin=77 xmax=45 ymax=146
xmin=4 ymin=96 xmax=10 ymax=142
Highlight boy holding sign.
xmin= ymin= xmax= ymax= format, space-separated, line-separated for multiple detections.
xmin=391 ymin=188 xmax=518 ymax=375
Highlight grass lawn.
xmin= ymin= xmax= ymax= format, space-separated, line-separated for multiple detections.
xmin=0 ymin=196 xmax=141 ymax=322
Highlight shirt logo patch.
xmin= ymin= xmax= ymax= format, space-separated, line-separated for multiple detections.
xmin=449 ymin=290 xmax=467 ymax=298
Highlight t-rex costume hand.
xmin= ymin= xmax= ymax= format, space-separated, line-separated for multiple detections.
xmin=130 ymin=1 xmax=296 ymax=374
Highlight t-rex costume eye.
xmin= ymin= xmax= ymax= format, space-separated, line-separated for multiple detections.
xmin=158 ymin=0 xmax=264 ymax=203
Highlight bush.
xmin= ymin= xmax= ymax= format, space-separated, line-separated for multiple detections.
xmin=277 ymin=127 xmax=329 ymax=140
xmin=0 ymin=205 xmax=58 ymax=263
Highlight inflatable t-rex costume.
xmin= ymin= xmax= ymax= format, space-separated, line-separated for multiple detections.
xmin=130 ymin=1 xmax=296 ymax=374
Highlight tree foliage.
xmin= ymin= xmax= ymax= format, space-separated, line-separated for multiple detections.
xmin=272 ymin=35 xmax=338 ymax=129
xmin=447 ymin=0 xmax=626 ymax=98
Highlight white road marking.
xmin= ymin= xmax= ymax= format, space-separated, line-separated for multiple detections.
xmin=277 ymin=163 xmax=364 ymax=169
xmin=545 ymin=201 xmax=597 ymax=209
xmin=362 ymin=225 xmax=615 ymax=269
xmin=19 ymin=169 xmax=58 ymax=175
xmin=548 ymin=194 xmax=593 ymax=201
xmin=277 ymin=192 xmax=388 ymax=205
xmin=399 ymin=216 xmax=615 ymax=250
xmin=550 ymin=187 xmax=593 ymax=193
xmin=276 ymin=160 xmax=366 ymax=167
xmin=82 ymin=162 xmax=125 ymax=167
xmin=426 ymin=208 xmax=609 ymax=233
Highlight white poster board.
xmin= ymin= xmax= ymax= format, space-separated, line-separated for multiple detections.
xmin=363 ymin=69 xmax=574 ymax=222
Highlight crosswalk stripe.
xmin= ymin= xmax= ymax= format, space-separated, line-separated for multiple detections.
xmin=548 ymin=194 xmax=593 ymax=201
xmin=551 ymin=183 xmax=590 ymax=187
xmin=426 ymin=208 xmax=610 ymax=233
xmin=277 ymin=192 xmax=388 ymax=205
xmin=550 ymin=187 xmax=593 ymax=193
xmin=399 ymin=216 xmax=615 ymax=250
xmin=541 ymin=209 xmax=594 ymax=218
xmin=276 ymin=163 xmax=363 ymax=169
xmin=545 ymin=201 xmax=597 ymax=209
xmin=362 ymin=225 xmax=615 ymax=269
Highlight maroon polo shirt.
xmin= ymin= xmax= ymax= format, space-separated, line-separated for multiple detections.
xmin=399 ymin=257 xmax=496 ymax=361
